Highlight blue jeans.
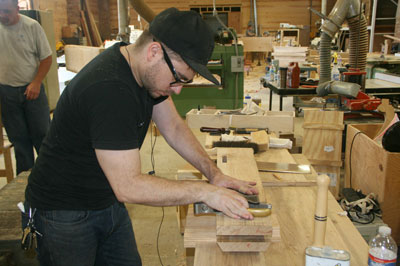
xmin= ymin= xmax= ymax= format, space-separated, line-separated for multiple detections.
xmin=0 ymin=84 xmax=50 ymax=174
xmin=22 ymin=202 xmax=142 ymax=266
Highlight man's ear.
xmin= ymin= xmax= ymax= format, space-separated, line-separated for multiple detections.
xmin=147 ymin=42 xmax=161 ymax=62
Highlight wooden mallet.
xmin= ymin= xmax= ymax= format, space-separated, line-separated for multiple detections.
xmin=305 ymin=175 xmax=351 ymax=265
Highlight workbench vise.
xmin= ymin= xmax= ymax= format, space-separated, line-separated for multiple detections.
xmin=172 ymin=44 xmax=244 ymax=117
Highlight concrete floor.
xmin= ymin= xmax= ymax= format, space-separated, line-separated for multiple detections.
xmin=0 ymin=61 xmax=303 ymax=266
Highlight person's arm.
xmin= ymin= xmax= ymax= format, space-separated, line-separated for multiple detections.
xmin=24 ymin=55 xmax=52 ymax=100
xmin=95 ymin=148 xmax=253 ymax=220
xmin=152 ymin=97 xmax=258 ymax=195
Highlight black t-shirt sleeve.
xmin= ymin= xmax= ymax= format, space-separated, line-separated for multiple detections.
xmin=79 ymin=82 xmax=140 ymax=150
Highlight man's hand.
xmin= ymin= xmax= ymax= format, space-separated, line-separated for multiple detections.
xmin=210 ymin=172 xmax=259 ymax=195
xmin=202 ymin=185 xmax=253 ymax=220
xmin=24 ymin=81 xmax=41 ymax=100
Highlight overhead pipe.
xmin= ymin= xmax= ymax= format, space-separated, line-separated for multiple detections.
xmin=369 ymin=0 xmax=378 ymax=52
xmin=315 ymin=0 xmax=368 ymax=95
xmin=321 ymin=0 xmax=327 ymax=24
xmin=117 ymin=0 xmax=129 ymax=42
xmin=253 ymin=0 xmax=258 ymax=36
xmin=128 ymin=0 xmax=156 ymax=23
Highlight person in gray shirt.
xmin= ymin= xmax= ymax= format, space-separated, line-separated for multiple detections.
xmin=0 ymin=0 xmax=52 ymax=174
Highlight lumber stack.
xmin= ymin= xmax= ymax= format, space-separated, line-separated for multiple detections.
xmin=80 ymin=0 xmax=102 ymax=47
xmin=272 ymin=46 xmax=308 ymax=67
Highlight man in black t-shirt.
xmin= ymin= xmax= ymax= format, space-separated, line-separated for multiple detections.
xmin=24 ymin=8 xmax=258 ymax=266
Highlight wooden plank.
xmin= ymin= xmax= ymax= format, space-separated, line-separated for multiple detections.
xmin=240 ymin=37 xmax=274 ymax=52
xmin=250 ymin=131 xmax=269 ymax=151
xmin=64 ymin=45 xmax=105 ymax=73
xmin=194 ymin=242 xmax=266 ymax=266
xmin=205 ymin=137 xmax=317 ymax=187
xmin=215 ymin=148 xmax=279 ymax=252
xmin=176 ymin=163 xmax=203 ymax=180
xmin=83 ymin=0 xmax=102 ymax=47
xmin=186 ymin=109 xmax=295 ymax=135
xmin=189 ymin=186 xmax=369 ymax=266
xmin=217 ymin=236 xmax=271 ymax=252
xmin=80 ymin=10 xmax=92 ymax=46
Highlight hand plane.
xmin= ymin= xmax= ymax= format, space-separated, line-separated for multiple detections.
xmin=194 ymin=194 xmax=272 ymax=217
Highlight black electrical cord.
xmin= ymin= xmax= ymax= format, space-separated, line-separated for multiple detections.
xmin=349 ymin=131 xmax=363 ymax=189
xmin=149 ymin=121 xmax=164 ymax=266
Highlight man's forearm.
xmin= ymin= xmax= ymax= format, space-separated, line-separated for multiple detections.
xmin=153 ymin=99 xmax=222 ymax=182
xmin=32 ymin=55 xmax=52 ymax=84
xmin=116 ymin=173 xmax=213 ymax=206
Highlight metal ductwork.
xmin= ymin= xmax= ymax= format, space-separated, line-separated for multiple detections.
xmin=128 ymin=0 xmax=156 ymax=23
xmin=117 ymin=0 xmax=155 ymax=42
xmin=315 ymin=0 xmax=368 ymax=96
xmin=317 ymin=80 xmax=361 ymax=98
xmin=117 ymin=0 xmax=129 ymax=42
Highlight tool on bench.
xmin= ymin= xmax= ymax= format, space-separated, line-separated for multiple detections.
xmin=194 ymin=193 xmax=272 ymax=217
xmin=200 ymin=127 xmax=267 ymax=135
xmin=212 ymin=140 xmax=260 ymax=153
xmin=256 ymin=161 xmax=311 ymax=174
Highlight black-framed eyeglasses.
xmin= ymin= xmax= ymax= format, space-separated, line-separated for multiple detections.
xmin=157 ymin=42 xmax=193 ymax=86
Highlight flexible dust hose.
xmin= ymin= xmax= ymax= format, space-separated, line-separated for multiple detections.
xmin=348 ymin=15 xmax=368 ymax=71
xmin=318 ymin=32 xmax=333 ymax=85
xmin=317 ymin=80 xmax=360 ymax=97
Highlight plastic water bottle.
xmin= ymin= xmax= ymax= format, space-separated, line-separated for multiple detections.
xmin=269 ymin=65 xmax=275 ymax=82
xmin=331 ymin=52 xmax=340 ymax=81
xmin=368 ymin=226 xmax=397 ymax=266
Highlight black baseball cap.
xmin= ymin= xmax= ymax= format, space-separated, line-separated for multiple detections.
xmin=149 ymin=8 xmax=220 ymax=85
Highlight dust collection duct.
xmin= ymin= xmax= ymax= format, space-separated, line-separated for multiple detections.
xmin=311 ymin=0 xmax=368 ymax=97
xmin=117 ymin=0 xmax=156 ymax=41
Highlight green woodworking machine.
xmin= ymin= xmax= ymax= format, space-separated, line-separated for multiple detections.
xmin=172 ymin=44 xmax=244 ymax=116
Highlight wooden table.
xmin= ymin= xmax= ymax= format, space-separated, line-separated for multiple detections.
xmin=184 ymin=148 xmax=369 ymax=265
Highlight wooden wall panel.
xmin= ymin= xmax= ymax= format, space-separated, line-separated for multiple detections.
xmin=66 ymin=0 xmax=80 ymax=25
xmin=135 ymin=0 xmax=321 ymax=37
xmin=33 ymin=0 xmax=372 ymax=45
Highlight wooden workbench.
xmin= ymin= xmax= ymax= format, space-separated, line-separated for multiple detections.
xmin=184 ymin=147 xmax=368 ymax=265
xmin=0 ymin=171 xmax=29 ymax=241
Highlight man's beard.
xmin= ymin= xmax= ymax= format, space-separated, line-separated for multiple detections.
xmin=142 ymin=62 xmax=167 ymax=98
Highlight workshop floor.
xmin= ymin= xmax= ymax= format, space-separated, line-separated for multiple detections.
xmin=0 ymin=61 xmax=303 ymax=266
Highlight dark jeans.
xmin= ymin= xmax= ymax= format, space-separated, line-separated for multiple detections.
xmin=22 ymin=202 xmax=142 ymax=266
xmin=0 ymin=84 xmax=50 ymax=174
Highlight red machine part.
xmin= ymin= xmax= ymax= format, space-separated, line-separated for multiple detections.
xmin=342 ymin=91 xmax=382 ymax=111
